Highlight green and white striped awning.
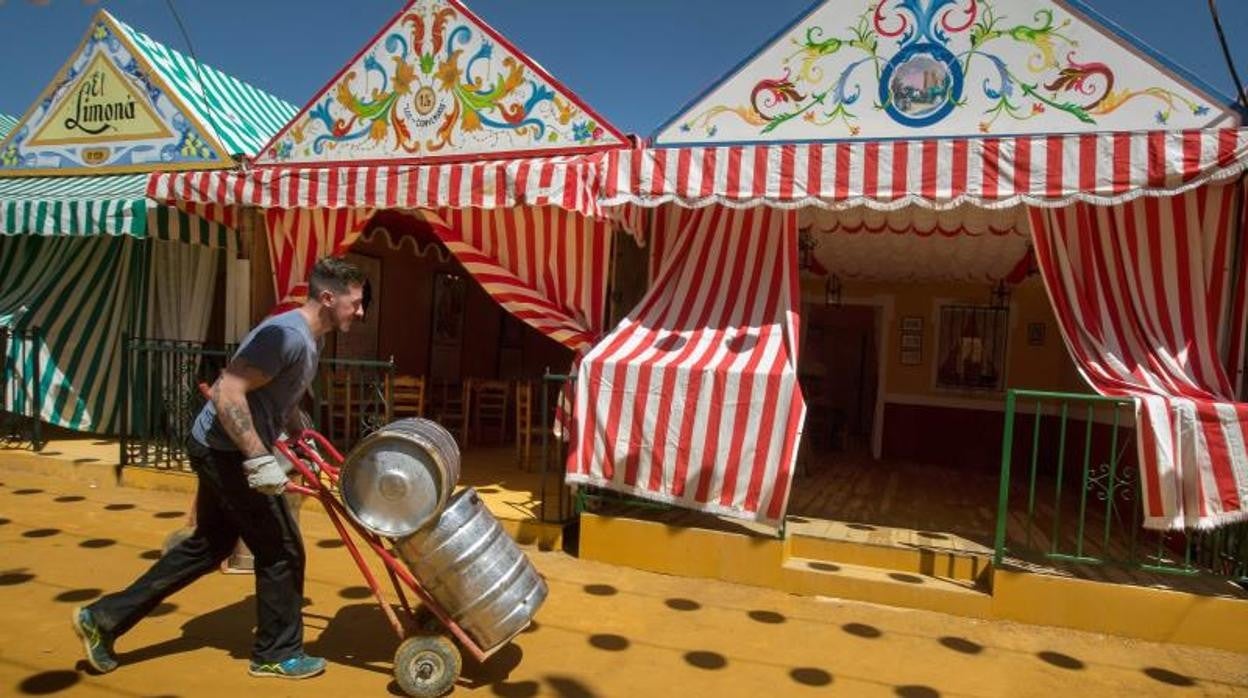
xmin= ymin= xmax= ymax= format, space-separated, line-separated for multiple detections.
xmin=0 ymin=114 xmax=16 ymax=141
xmin=114 ymin=16 xmax=296 ymax=157
xmin=0 ymin=173 xmax=236 ymax=247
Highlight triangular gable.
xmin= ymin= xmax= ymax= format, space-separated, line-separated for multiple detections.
xmin=654 ymin=0 xmax=1241 ymax=146
xmin=257 ymin=0 xmax=627 ymax=166
xmin=0 ymin=11 xmax=293 ymax=177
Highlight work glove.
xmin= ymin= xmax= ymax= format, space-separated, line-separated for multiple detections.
xmin=243 ymin=454 xmax=289 ymax=495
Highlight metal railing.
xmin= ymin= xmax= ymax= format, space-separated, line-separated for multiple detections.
xmin=121 ymin=335 xmax=394 ymax=471
xmin=538 ymin=371 xmax=576 ymax=525
xmin=994 ymin=389 xmax=1248 ymax=581
xmin=0 ymin=326 xmax=45 ymax=451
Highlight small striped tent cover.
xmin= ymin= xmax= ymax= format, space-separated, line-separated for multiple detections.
xmin=1 ymin=235 xmax=147 ymax=433
xmin=0 ymin=114 xmax=16 ymax=141
xmin=569 ymin=204 xmax=805 ymax=526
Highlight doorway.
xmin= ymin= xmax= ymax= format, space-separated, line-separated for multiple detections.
xmin=799 ymin=303 xmax=879 ymax=458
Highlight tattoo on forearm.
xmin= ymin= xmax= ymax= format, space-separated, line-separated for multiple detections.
xmin=217 ymin=397 xmax=264 ymax=456
xmin=221 ymin=404 xmax=254 ymax=438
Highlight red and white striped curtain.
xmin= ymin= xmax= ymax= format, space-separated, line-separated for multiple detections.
xmin=1028 ymin=183 xmax=1248 ymax=530
xmin=568 ymin=204 xmax=806 ymax=526
xmin=427 ymin=207 xmax=610 ymax=353
xmin=264 ymin=208 xmax=376 ymax=311
xmin=264 ymin=206 xmax=611 ymax=356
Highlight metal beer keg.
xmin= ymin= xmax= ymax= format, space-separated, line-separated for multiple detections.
xmin=339 ymin=418 xmax=460 ymax=538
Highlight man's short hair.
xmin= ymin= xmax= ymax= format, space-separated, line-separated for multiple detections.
xmin=308 ymin=256 xmax=367 ymax=298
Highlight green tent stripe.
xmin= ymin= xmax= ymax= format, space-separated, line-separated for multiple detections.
xmin=1 ymin=236 xmax=143 ymax=433
xmin=0 ymin=210 xmax=231 ymax=433
xmin=0 ymin=174 xmax=233 ymax=245
xmin=111 ymin=15 xmax=295 ymax=156
xmin=0 ymin=113 xmax=17 ymax=141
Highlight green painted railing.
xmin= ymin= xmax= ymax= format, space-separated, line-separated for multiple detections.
xmin=994 ymin=389 xmax=1248 ymax=581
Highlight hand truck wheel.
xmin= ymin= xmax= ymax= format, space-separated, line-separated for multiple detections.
xmin=394 ymin=633 xmax=461 ymax=698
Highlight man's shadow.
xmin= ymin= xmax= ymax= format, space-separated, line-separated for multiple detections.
xmin=102 ymin=596 xmax=258 ymax=668
xmin=97 ymin=596 xmax=523 ymax=691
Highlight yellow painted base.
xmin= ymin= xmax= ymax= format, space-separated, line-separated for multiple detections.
xmin=991 ymin=567 xmax=1248 ymax=653
xmin=579 ymin=512 xmax=1248 ymax=654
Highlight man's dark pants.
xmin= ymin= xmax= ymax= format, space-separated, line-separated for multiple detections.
xmin=87 ymin=439 xmax=306 ymax=663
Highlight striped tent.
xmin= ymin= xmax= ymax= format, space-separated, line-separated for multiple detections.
xmin=590 ymin=127 xmax=1248 ymax=530
xmin=147 ymin=0 xmax=627 ymax=376
xmin=0 ymin=13 xmax=295 ymax=435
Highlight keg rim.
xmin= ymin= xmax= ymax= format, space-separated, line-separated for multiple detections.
xmin=339 ymin=421 xmax=459 ymax=538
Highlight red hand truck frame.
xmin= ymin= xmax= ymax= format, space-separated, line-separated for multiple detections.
xmin=278 ymin=430 xmax=491 ymax=695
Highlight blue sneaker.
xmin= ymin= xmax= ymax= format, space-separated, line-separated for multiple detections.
xmin=71 ymin=607 xmax=118 ymax=674
xmin=248 ymin=653 xmax=326 ymax=680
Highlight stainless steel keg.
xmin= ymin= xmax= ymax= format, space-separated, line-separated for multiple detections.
xmin=396 ymin=488 xmax=548 ymax=653
xmin=338 ymin=418 xmax=460 ymax=538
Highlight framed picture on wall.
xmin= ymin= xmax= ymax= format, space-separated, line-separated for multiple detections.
xmin=901 ymin=316 xmax=923 ymax=333
xmin=900 ymin=333 xmax=922 ymax=350
xmin=1028 ymin=322 xmax=1046 ymax=346
xmin=429 ymin=272 xmax=467 ymax=380
xmin=900 ymin=350 xmax=922 ymax=366
xmin=431 ymin=272 xmax=467 ymax=347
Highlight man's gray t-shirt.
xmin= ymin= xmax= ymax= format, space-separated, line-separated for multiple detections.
xmin=191 ymin=311 xmax=320 ymax=451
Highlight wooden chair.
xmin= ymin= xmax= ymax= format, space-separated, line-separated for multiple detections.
xmin=432 ymin=379 xmax=470 ymax=445
xmin=322 ymin=370 xmax=355 ymax=446
xmin=471 ymin=379 xmax=510 ymax=446
xmin=388 ymin=374 xmax=426 ymax=421
xmin=514 ymin=381 xmax=545 ymax=471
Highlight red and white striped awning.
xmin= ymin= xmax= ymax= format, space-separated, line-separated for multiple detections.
xmin=146 ymin=153 xmax=608 ymax=219
xmin=599 ymin=128 xmax=1248 ymax=211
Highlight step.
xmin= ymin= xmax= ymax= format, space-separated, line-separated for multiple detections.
xmin=789 ymin=532 xmax=992 ymax=583
xmin=781 ymin=556 xmax=994 ymax=618
xmin=786 ymin=517 xmax=994 ymax=583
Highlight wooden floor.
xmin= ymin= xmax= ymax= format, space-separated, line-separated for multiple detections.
xmin=587 ymin=446 xmax=1247 ymax=597
xmin=790 ymin=448 xmax=1000 ymax=542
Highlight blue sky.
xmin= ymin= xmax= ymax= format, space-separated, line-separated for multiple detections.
xmin=0 ymin=0 xmax=1244 ymax=136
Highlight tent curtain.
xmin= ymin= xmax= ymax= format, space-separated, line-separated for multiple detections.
xmin=1028 ymin=182 xmax=1248 ymax=530
xmin=264 ymin=206 xmax=611 ymax=353
xmin=0 ymin=236 xmax=148 ymax=433
xmin=425 ymin=207 xmax=610 ymax=353
xmin=569 ymin=204 xmax=806 ymax=525
xmin=263 ymin=208 xmax=376 ymax=312
xmin=146 ymin=240 xmax=219 ymax=342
